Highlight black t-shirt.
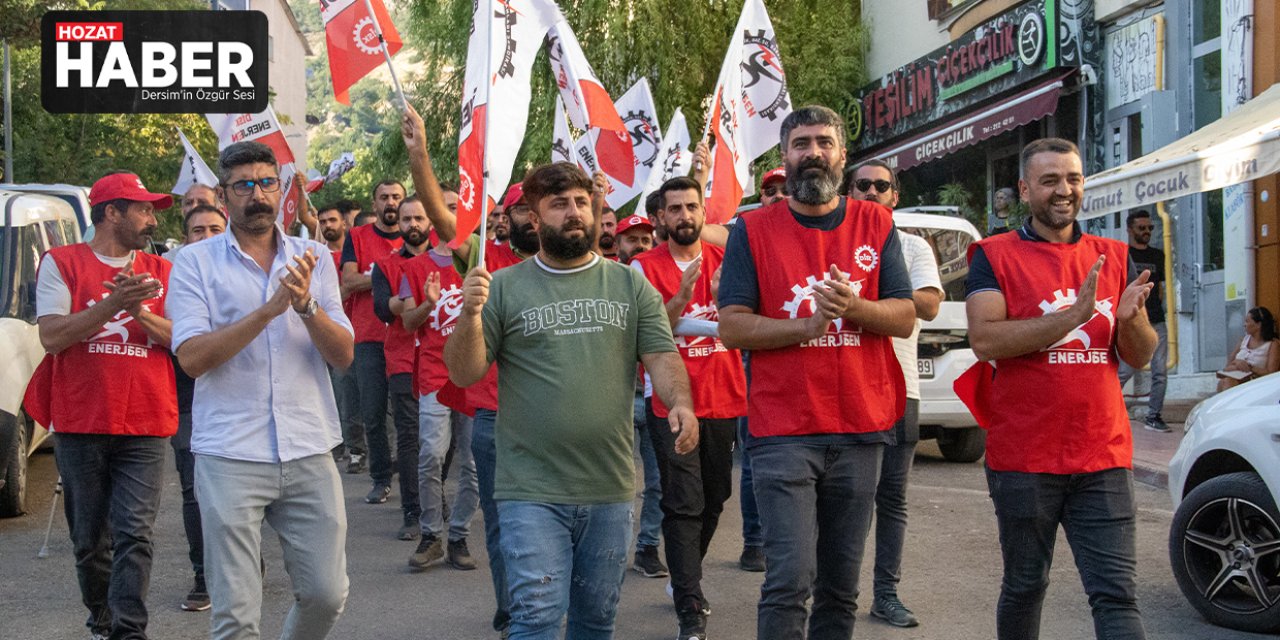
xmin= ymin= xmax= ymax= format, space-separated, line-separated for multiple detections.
xmin=1128 ymin=245 xmax=1165 ymax=323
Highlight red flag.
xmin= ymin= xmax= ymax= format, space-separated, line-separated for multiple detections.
xmin=952 ymin=361 xmax=995 ymax=429
xmin=323 ymin=0 xmax=403 ymax=105
xmin=546 ymin=20 xmax=633 ymax=185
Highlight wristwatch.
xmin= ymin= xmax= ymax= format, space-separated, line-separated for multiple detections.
xmin=295 ymin=297 xmax=319 ymax=319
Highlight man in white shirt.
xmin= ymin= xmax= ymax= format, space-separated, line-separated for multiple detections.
xmin=167 ymin=141 xmax=355 ymax=640
xmin=848 ymin=159 xmax=942 ymax=628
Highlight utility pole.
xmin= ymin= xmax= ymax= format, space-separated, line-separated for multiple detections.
xmin=3 ymin=40 xmax=12 ymax=183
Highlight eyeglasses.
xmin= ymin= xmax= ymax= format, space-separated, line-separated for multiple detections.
xmin=854 ymin=179 xmax=893 ymax=193
xmin=224 ymin=177 xmax=280 ymax=196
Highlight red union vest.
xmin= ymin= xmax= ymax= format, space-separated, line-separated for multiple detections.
xmin=348 ymin=225 xmax=402 ymax=343
xmin=403 ymin=252 xmax=466 ymax=395
xmin=42 ymin=245 xmax=177 ymax=436
xmin=633 ymin=243 xmax=746 ymax=419
xmin=978 ymin=231 xmax=1132 ymax=474
xmin=743 ymin=199 xmax=904 ymax=437
xmin=374 ymin=250 xmax=417 ymax=377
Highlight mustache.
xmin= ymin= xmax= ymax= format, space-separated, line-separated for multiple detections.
xmin=561 ymin=219 xmax=587 ymax=232
xmin=798 ymin=157 xmax=830 ymax=173
xmin=245 ymin=202 xmax=274 ymax=216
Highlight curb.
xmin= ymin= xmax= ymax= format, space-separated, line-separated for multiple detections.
xmin=1133 ymin=461 xmax=1168 ymax=490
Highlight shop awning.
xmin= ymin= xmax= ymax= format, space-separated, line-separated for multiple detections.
xmin=1081 ymin=82 xmax=1280 ymax=220
xmin=869 ymin=74 xmax=1069 ymax=172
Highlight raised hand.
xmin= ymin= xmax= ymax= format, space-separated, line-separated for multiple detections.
xmin=676 ymin=255 xmax=704 ymax=304
xmin=711 ymin=265 xmax=722 ymax=304
xmin=424 ymin=271 xmax=442 ymax=307
xmin=1117 ymin=269 xmax=1154 ymax=322
xmin=811 ymin=264 xmax=854 ymax=320
xmin=461 ymin=266 xmax=492 ymax=316
xmin=401 ymin=103 xmax=428 ymax=156
xmin=1070 ymin=256 xmax=1105 ymax=325
xmin=103 ymin=256 xmax=161 ymax=315
xmin=281 ymin=250 xmax=318 ymax=312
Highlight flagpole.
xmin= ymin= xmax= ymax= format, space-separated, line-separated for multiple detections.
xmin=361 ymin=0 xmax=408 ymax=111
xmin=696 ymin=90 xmax=717 ymax=172
xmin=476 ymin=0 xmax=493 ymax=267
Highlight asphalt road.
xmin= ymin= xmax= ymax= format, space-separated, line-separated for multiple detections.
xmin=0 ymin=441 xmax=1270 ymax=640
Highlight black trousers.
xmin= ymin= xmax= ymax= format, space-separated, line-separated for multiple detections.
xmin=389 ymin=373 xmax=420 ymax=519
xmin=646 ymin=399 xmax=737 ymax=613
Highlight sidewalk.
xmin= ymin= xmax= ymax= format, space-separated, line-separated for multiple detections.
xmin=1129 ymin=397 xmax=1201 ymax=489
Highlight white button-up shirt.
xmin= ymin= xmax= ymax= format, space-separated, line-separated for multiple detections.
xmin=167 ymin=228 xmax=352 ymax=463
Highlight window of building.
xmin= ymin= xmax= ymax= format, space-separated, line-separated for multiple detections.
xmin=1191 ymin=0 xmax=1224 ymax=272
xmin=927 ymin=0 xmax=979 ymax=21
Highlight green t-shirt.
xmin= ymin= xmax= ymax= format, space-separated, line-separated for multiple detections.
xmin=482 ymin=254 xmax=677 ymax=504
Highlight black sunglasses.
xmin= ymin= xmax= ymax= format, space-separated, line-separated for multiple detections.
xmin=854 ymin=179 xmax=893 ymax=193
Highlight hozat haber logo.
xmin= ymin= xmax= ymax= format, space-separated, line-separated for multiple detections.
xmin=42 ymin=11 xmax=268 ymax=114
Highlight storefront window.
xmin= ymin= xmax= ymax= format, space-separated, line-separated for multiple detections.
xmin=1193 ymin=50 xmax=1222 ymax=130
xmin=1201 ymin=188 xmax=1224 ymax=272
xmin=1192 ymin=0 xmax=1221 ymax=46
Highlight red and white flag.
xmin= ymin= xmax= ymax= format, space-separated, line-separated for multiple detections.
xmin=704 ymin=0 xmax=791 ymax=224
xmin=545 ymin=20 xmax=633 ymax=185
xmin=593 ymin=78 xmax=662 ymax=209
xmin=206 ymin=108 xmax=303 ymax=229
xmin=171 ymin=127 xmax=218 ymax=196
xmin=322 ymin=0 xmax=403 ymax=105
xmin=454 ymin=0 xmax=563 ymax=247
xmin=551 ymin=97 xmax=573 ymax=165
xmin=637 ymin=107 xmax=691 ymax=207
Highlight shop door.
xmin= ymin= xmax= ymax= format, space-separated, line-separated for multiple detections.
xmin=1195 ymin=189 xmax=1230 ymax=372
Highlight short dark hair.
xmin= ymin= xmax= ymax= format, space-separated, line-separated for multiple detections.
xmin=371 ymin=179 xmax=405 ymax=201
xmin=850 ymin=159 xmax=899 ymax=192
xmin=1020 ymin=138 xmax=1079 ymax=178
xmin=90 ymin=198 xmax=131 ymax=225
xmin=521 ymin=163 xmax=593 ymax=212
xmin=354 ymin=210 xmax=377 ymax=225
xmin=398 ymin=194 xmax=422 ymax=212
xmin=780 ymin=105 xmax=845 ymax=150
xmin=438 ymin=182 xmax=458 ymax=194
xmin=315 ymin=205 xmax=341 ymax=220
xmin=217 ymin=141 xmax=277 ymax=184
xmin=644 ymin=191 xmax=662 ymax=217
xmin=183 ymin=204 xmax=226 ymax=234
xmin=658 ymin=176 xmax=703 ymax=209
xmin=1126 ymin=209 xmax=1152 ymax=228
xmin=334 ymin=199 xmax=361 ymax=215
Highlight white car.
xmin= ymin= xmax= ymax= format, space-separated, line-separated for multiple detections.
xmin=1166 ymin=374 xmax=1280 ymax=633
xmin=895 ymin=208 xmax=985 ymax=462
xmin=0 ymin=190 xmax=81 ymax=517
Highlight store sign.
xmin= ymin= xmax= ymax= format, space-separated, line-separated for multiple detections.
xmin=41 ymin=10 xmax=268 ymax=113
xmin=1104 ymin=14 xmax=1164 ymax=110
xmin=848 ymin=0 xmax=1061 ymax=151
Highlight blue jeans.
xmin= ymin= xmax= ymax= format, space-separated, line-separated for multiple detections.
xmin=328 ymin=364 xmax=365 ymax=457
xmin=472 ymin=408 xmax=509 ymax=631
xmin=172 ymin=413 xmax=204 ymax=580
xmin=498 ymin=500 xmax=633 ymax=640
xmin=873 ymin=397 xmax=919 ymax=599
xmin=632 ymin=394 xmax=662 ymax=550
xmin=353 ymin=341 xmax=392 ymax=485
xmin=737 ymin=419 xmax=762 ymax=547
xmin=1118 ymin=321 xmax=1168 ymax=417
xmin=986 ymin=466 xmax=1145 ymax=640
xmin=389 ymin=373 xmax=420 ymax=520
xmin=418 ymin=391 xmax=479 ymax=540
xmin=751 ymin=442 xmax=882 ymax=640
xmin=55 ymin=433 xmax=168 ymax=639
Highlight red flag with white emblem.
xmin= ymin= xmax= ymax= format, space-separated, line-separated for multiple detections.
xmin=545 ymin=20 xmax=633 ymax=185
xmin=454 ymin=0 xmax=564 ymax=248
xmin=704 ymin=0 xmax=791 ymax=224
xmin=322 ymin=0 xmax=403 ymax=105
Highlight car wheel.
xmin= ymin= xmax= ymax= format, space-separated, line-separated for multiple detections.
xmin=1169 ymin=471 xmax=1280 ymax=633
xmin=0 ymin=412 xmax=29 ymax=518
xmin=937 ymin=426 xmax=985 ymax=463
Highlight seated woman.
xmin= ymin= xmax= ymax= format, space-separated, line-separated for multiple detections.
xmin=1217 ymin=306 xmax=1280 ymax=392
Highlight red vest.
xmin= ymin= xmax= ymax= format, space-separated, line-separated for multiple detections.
xmin=374 ymin=250 xmax=417 ymax=377
xmin=977 ymin=232 xmax=1132 ymax=474
xmin=42 ymin=245 xmax=177 ymax=436
xmin=348 ymin=225 xmax=402 ymax=343
xmin=742 ymin=199 xmax=904 ymax=437
xmin=467 ymin=240 xmax=527 ymax=410
xmin=402 ymin=252 xmax=466 ymax=395
xmin=331 ymin=248 xmax=354 ymax=322
xmin=633 ymin=243 xmax=746 ymax=418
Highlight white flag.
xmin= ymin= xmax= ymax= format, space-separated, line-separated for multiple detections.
xmin=546 ymin=20 xmax=633 ymax=184
xmin=455 ymin=0 xmax=563 ymax=246
xmin=594 ymin=78 xmax=663 ymax=208
xmin=637 ymin=108 xmax=692 ymax=207
xmin=705 ymin=0 xmax=791 ymax=223
xmin=552 ymin=97 xmax=573 ymax=164
xmin=326 ymin=152 xmax=356 ymax=182
xmin=172 ymin=128 xmax=218 ymax=196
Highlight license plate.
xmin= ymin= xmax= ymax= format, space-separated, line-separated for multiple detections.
xmin=917 ymin=358 xmax=934 ymax=379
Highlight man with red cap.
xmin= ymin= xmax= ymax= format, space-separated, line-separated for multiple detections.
xmin=616 ymin=214 xmax=656 ymax=265
xmin=35 ymin=172 xmax=177 ymax=640
xmin=758 ymin=167 xmax=788 ymax=209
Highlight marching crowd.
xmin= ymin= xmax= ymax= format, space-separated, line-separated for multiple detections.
xmin=32 ymin=102 xmax=1164 ymax=640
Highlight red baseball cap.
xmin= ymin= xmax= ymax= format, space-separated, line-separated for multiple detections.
xmin=89 ymin=173 xmax=173 ymax=209
xmin=761 ymin=166 xmax=786 ymax=187
xmin=502 ymin=183 xmax=525 ymax=210
xmin=616 ymin=214 xmax=654 ymax=236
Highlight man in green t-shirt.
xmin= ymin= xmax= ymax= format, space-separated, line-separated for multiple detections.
xmin=445 ymin=162 xmax=698 ymax=639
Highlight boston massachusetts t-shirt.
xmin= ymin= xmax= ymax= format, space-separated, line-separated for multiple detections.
xmin=482 ymin=254 xmax=676 ymax=504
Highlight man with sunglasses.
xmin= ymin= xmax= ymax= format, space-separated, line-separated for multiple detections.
xmin=1118 ymin=210 xmax=1169 ymax=432
xmin=848 ymin=159 xmax=943 ymax=628
xmin=759 ymin=167 xmax=788 ymax=208
xmin=168 ymin=141 xmax=354 ymax=640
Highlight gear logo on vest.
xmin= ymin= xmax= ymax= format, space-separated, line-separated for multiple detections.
xmin=430 ymin=285 xmax=464 ymax=336
xmin=782 ymin=275 xmax=867 ymax=339
xmin=854 ymin=245 xmax=878 ymax=273
xmin=1038 ymin=289 xmax=1115 ymax=364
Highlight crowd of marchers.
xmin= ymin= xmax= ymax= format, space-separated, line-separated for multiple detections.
xmin=34 ymin=101 xmax=1192 ymax=640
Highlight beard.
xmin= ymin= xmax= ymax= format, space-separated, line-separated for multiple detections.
xmin=786 ymin=157 xmax=842 ymax=205
xmin=321 ymin=227 xmax=343 ymax=242
xmin=236 ymin=201 xmax=276 ymax=234
xmin=1029 ymin=195 xmax=1078 ymax=230
xmin=509 ymin=220 xmax=540 ymax=254
xmin=403 ymin=228 xmax=430 ymax=248
xmin=618 ymin=245 xmax=648 ymax=264
xmin=380 ymin=206 xmax=399 ymax=226
xmin=119 ymin=225 xmax=156 ymax=250
xmin=494 ymin=226 xmax=510 ymax=241
xmin=539 ymin=219 xmax=595 ymax=261
xmin=670 ymin=221 xmax=701 ymax=246
xmin=598 ymin=232 xmax=615 ymax=250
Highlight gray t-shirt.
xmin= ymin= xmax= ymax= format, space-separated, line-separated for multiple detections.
xmin=482 ymin=254 xmax=677 ymax=504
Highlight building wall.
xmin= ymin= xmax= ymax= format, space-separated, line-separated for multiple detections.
xmin=861 ymin=1 xmax=950 ymax=80
xmin=1254 ymin=1 xmax=1279 ymax=315
xmin=251 ymin=0 xmax=310 ymax=174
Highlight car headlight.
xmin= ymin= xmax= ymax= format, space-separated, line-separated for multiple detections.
xmin=1183 ymin=400 xmax=1205 ymax=433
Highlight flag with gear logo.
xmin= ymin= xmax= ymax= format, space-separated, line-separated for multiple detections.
xmin=322 ymin=0 xmax=403 ymax=105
